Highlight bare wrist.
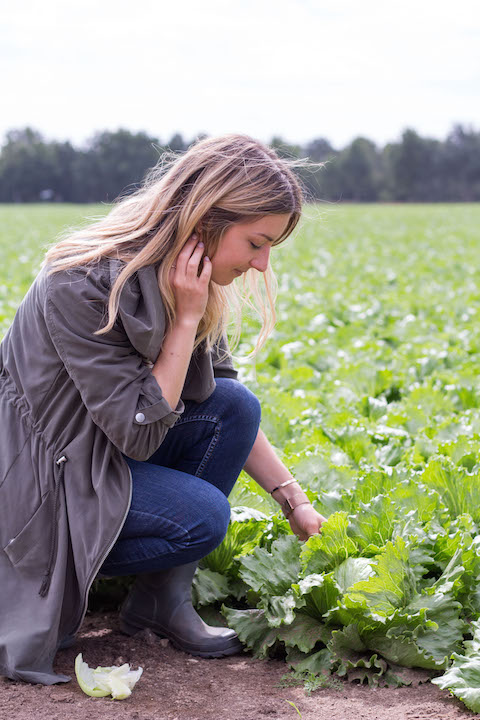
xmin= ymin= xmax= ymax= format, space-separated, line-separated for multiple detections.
xmin=175 ymin=316 xmax=200 ymax=332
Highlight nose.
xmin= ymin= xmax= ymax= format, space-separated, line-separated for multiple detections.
xmin=250 ymin=245 xmax=271 ymax=273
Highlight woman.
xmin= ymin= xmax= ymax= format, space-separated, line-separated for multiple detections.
xmin=0 ymin=134 xmax=325 ymax=686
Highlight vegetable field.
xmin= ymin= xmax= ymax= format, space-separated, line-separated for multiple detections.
xmin=2 ymin=203 xmax=480 ymax=715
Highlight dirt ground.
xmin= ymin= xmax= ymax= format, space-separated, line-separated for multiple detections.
xmin=1 ymin=611 xmax=479 ymax=720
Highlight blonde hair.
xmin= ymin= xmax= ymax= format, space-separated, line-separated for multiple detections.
xmin=43 ymin=133 xmax=304 ymax=355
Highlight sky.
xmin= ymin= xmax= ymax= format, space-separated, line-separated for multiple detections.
xmin=2 ymin=0 xmax=479 ymax=150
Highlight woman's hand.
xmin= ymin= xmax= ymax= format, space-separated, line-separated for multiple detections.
xmin=288 ymin=504 xmax=326 ymax=541
xmin=151 ymin=234 xmax=211 ymax=408
xmin=162 ymin=234 xmax=212 ymax=327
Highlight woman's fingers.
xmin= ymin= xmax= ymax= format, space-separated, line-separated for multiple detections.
xmin=185 ymin=242 xmax=205 ymax=276
xmin=288 ymin=506 xmax=325 ymax=541
xmin=176 ymin=234 xmax=202 ymax=272
xmin=171 ymin=235 xmax=209 ymax=282
xmin=169 ymin=233 xmax=211 ymax=326
xmin=199 ymin=256 xmax=212 ymax=281
xmin=174 ymin=241 xmax=207 ymax=282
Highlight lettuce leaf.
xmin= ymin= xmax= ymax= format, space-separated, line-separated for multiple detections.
xmin=300 ymin=512 xmax=358 ymax=575
xmin=221 ymin=607 xmax=278 ymax=658
xmin=239 ymin=535 xmax=301 ymax=626
xmin=432 ymin=619 xmax=480 ymax=712
xmin=202 ymin=507 xmax=268 ymax=575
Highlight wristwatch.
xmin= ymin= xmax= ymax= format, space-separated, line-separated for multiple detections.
xmin=281 ymin=491 xmax=311 ymax=519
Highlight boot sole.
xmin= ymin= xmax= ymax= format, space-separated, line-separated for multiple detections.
xmin=119 ymin=617 xmax=244 ymax=658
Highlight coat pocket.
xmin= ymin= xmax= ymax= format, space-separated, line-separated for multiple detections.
xmin=3 ymin=491 xmax=53 ymax=571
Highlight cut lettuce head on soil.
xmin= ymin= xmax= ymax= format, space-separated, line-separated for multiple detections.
xmin=74 ymin=653 xmax=143 ymax=700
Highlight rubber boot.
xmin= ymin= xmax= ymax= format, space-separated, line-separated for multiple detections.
xmin=119 ymin=562 xmax=243 ymax=658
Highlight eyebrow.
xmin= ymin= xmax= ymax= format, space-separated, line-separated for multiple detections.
xmin=254 ymin=233 xmax=274 ymax=243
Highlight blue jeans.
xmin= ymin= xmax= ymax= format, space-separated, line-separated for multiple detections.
xmin=100 ymin=378 xmax=261 ymax=576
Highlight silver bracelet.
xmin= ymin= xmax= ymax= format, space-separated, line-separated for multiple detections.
xmin=269 ymin=478 xmax=298 ymax=495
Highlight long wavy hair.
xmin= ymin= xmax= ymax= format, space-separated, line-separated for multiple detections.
xmin=43 ymin=134 xmax=305 ymax=355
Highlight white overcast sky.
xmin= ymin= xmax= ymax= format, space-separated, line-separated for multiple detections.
xmin=2 ymin=0 xmax=479 ymax=149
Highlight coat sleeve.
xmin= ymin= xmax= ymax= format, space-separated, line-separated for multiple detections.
xmin=45 ymin=267 xmax=184 ymax=461
xmin=212 ymin=333 xmax=239 ymax=380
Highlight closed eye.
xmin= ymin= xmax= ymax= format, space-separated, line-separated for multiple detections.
xmin=249 ymin=242 xmax=262 ymax=249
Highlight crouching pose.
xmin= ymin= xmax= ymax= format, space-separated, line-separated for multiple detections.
xmin=0 ymin=134 xmax=325 ymax=685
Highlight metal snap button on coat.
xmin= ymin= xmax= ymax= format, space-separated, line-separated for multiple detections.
xmin=135 ymin=412 xmax=146 ymax=423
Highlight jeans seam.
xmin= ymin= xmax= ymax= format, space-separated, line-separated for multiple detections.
xmin=195 ymin=420 xmax=221 ymax=477
xmin=122 ymin=509 xmax=192 ymax=543
xmin=171 ymin=414 xmax=222 ymax=478
xmin=174 ymin=413 xmax=219 ymax=426
xmin=102 ymin=525 xmax=192 ymax=571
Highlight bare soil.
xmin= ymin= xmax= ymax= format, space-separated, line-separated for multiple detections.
xmin=1 ymin=611 xmax=479 ymax=720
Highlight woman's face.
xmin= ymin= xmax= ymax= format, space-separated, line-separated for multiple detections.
xmin=207 ymin=214 xmax=291 ymax=285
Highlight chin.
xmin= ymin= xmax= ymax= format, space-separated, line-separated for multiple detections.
xmin=212 ymin=277 xmax=234 ymax=286
xmin=211 ymin=270 xmax=238 ymax=286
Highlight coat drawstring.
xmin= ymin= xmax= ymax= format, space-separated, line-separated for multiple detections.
xmin=39 ymin=455 xmax=67 ymax=598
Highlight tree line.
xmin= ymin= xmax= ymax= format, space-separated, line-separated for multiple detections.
xmin=0 ymin=124 xmax=479 ymax=203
